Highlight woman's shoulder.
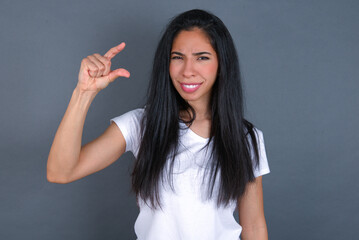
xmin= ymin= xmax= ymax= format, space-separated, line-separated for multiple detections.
xmin=109 ymin=108 xmax=144 ymax=155
xmin=115 ymin=107 xmax=144 ymax=118
xmin=110 ymin=108 xmax=145 ymax=126
xmin=125 ymin=107 xmax=145 ymax=118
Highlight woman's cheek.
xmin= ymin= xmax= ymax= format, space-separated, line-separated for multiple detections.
xmin=169 ymin=64 xmax=177 ymax=78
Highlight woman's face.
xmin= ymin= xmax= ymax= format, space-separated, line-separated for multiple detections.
xmin=169 ymin=28 xmax=218 ymax=107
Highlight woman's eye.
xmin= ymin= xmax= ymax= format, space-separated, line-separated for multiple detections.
xmin=171 ymin=56 xmax=182 ymax=60
xmin=198 ymin=56 xmax=209 ymax=60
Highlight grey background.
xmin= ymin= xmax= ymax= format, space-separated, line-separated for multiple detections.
xmin=0 ymin=0 xmax=358 ymax=239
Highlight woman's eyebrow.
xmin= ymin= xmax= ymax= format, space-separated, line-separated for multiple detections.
xmin=171 ymin=51 xmax=184 ymax=56
xmin=171 ymin=51 xmax=212 ymax=56
xmin=193 ymin=52 xmax=212 ymax=56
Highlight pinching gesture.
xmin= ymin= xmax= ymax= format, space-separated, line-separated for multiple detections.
xmin=77 ymin=42 xmax=130 ymax=93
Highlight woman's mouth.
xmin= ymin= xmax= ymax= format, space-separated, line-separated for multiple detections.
xmin=180 ymin=83 xmax=202 ymax=93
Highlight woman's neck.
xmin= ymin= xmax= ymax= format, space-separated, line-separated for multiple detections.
xmin=181 ymin=100 xmax=211 ymax=121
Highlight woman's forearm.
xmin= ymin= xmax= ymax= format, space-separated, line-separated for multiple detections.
xmin=47 ymin=87 xmax=97 ymax=183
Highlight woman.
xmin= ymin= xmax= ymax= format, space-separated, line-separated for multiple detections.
xmin=47 ymin=9 xmax=270 ymax=240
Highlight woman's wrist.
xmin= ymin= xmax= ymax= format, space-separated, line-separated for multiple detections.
xmin=70 ymin=86 xmax=98 ymax=113
xmin=74 ymin=85 xmax=99 ymax=100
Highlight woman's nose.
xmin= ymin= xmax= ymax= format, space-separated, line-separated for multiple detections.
xmin=182 ymin=60 xmax=195 ymax=78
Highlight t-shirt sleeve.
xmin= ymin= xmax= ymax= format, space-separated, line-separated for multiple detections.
xmin=250 ymin=128 xmax=270 ymax=178
xmin=110 ymin=108 xmax=144 ymax=157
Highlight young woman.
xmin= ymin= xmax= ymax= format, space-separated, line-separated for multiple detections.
xmin=47 ymin=9 xmax=270 ymax=240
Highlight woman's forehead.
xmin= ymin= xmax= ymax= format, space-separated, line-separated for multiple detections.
xmin=171 ymin=29 xmax=215 ymax=53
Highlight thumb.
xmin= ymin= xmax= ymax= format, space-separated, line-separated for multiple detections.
xmin=107 ymin=68 xmax=130 ymax=83
xmin=95 ymin=68 xmax=130 ymax=90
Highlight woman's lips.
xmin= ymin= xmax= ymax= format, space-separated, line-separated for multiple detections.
xmin=180 ymin=83 xmax=202 ymax=93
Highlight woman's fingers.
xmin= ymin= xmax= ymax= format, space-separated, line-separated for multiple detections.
xmin=95 ymin=68 xmax=130 ymax=90
xmin=86 ymin=43 xmax=126 ymax=77
xmin=106 ymin=68 xmax=130 ymax=85
xmin=78 ymin=43 xmax=128 ymax=91
xmin=108 ymin=68 xmax=130 ymax=82
xmin=87 ymin=55 xmax=105 ymax=78
xmin=104 ymin=42 xmax=126 ymax=60
xmin=82 ymin=58 xmax=99 ymax=77
xmin=94 ymin=53 xmax=111 ymax=76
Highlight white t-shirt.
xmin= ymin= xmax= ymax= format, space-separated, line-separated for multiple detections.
xmin=110 ymin=108 xmax=270 ymax=240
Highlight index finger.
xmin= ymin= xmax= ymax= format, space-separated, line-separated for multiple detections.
xmin=104 ymin=42 xmax=126 ymax=60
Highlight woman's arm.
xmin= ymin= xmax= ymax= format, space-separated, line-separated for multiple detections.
xmin=47 ymin=43 xmax=130 ymax=183
xmin=237 ymin=176 xmax=268 ymax=240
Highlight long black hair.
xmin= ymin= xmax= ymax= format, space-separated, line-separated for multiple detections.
xmin=132 ymin=9 xmax=261 ymax=209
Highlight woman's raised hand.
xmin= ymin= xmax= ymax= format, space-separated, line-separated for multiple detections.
xmin=77 ymin=42 xmax=130 ymax=93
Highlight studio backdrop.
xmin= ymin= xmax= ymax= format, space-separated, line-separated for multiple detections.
xmin=0 ymin=0 xmax=358 ymax=239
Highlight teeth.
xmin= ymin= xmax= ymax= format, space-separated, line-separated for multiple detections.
xmin=183 ymin=84 xmax=199 ymax=88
